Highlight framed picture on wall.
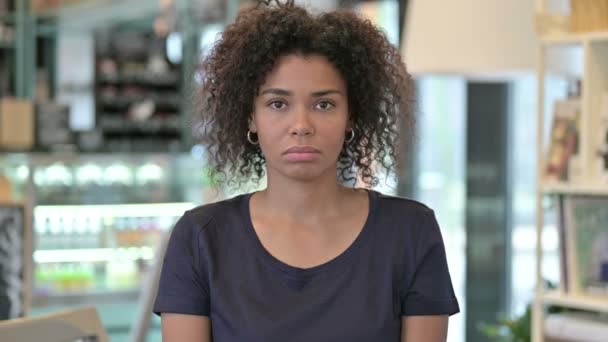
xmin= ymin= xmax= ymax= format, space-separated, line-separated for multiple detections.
xmin=0 ymin=201 xmax=31 ymax=320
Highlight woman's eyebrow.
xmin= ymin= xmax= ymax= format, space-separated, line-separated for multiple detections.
xmin=259 ymin=88 xmax=343 ymax=97
xmin=260 ymin=88 xmax=292 ymax=96
xmin=311 ymin=89 xmax=343 ymax=97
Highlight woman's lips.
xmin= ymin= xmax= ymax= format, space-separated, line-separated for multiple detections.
xmin=283 ymin=146 xmax=321 ymax=162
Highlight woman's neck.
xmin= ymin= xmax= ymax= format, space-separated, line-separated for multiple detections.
xmin=254 ymin=174 xmax=353 ymax=225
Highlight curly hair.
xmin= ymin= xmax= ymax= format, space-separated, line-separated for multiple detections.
xmin=196 ymin=0 xmax=415 ymax=189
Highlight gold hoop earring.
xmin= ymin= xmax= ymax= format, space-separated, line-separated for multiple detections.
xmin=345 ymin=129 xmax=355 ymax=143
xmin=247 ymin=130 xmax=259 ymax=145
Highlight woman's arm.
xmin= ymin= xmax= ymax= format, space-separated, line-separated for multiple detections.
xmin=161 ymin=313 xmax=211 ymax=342
xmin=401 ymin=315 xmax=448 ymax=342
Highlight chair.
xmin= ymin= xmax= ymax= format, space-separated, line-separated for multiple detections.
xmin=0 ymin=306 xmax=109 ymax=342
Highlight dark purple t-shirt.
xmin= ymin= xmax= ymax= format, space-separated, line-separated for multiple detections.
xmin=153 ymin=190 xmax=459 ymax=341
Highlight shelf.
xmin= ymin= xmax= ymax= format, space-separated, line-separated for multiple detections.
xmin=99 ymin=117 xmax=181 ymax=134
xmin=0 ymin=40 xmax=14 ymax=49
xmin=0 ymin=14 xmax=16 ymax=23
xmin=541 ymin=30 xmax=608 ymax=46
xmin=98 ymin=73 xmax=180 ymax=87
xmin=543 ymin=291 xmax=608 ymax=313
xmin=542 ymin=182 xmax=608 ymax=196
xmin=34 ymin=202 xmax=193 ymax=218
xmin=32 ymin=288 xmax=140 ymax=307
xmin=0 ymin=199 xmax=24 ymax=206
xmin=540 ymin=33 xmax=585 ymax=46
xmin=34 ymin=246 xmax=155 ymax=263
xmin=98 ymin=95 xmax=181 ymax=109
xmin=0 ymin=151 xmax=192 ymax=160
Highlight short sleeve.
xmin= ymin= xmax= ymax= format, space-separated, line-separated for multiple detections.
xmin=153 ymin=211 xmax=210 ymax=316
xmin=401 ymin=210 xmax=460 ymax=316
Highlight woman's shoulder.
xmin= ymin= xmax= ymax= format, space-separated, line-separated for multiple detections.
xmin=177 ymin=193 xmax=249 ymax=232
xmin=372 ymin=190 xmax=435 ymax=219
xmin=371 ymin=191 xmax=445 ymax=258
xmin=370 ymin=190 xmax=442 ymax=241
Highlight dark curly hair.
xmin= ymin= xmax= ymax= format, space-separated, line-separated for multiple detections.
xmin=196 ymin=0 xmax=415 ymax=189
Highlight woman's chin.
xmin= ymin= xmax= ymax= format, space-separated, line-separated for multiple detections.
xmin=275 ymin=164 xmax=332 ymax=182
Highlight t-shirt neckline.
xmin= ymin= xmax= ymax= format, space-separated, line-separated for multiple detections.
xmin=241 ymin=189 xmax=378 ymax=279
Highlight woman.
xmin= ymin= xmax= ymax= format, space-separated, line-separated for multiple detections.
xmin=154 ymin=1 xmax=459 ymax=341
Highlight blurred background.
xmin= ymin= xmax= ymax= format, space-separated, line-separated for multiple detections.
xmin=2 ymin=1 xmax=605 ymax=342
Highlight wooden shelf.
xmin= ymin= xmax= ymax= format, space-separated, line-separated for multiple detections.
xmin=541 ymin=30 xmax=608 ymax=46
xmin=0 ymin=199 xmax=24 ymax=206
xmin=540 ymin=33 xmax=585 ymax=46
xmin=543 ymin=291 xmax=608 ymax=313
xmin=535 ymin=6 xmax=608 ymax=342
xmin=542 ymin=182 xmax=608 ymax=196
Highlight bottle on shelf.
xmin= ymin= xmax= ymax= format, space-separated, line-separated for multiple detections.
xmin=35 ymin=217 xmax=49 ymax=250
xmin=114 ymin=216 xmax=127 ymax=247
xmin=101 ymin=216 xmax=116 ymax=248
xmin=105 ymin=259 xmax=138 ymax=290
xmin=74 ymin=215 xmax=87 ymax=248
xmin=48 ymin=216 xmax=62 ymax=250
xmin=89 ymin=216 xmax=102 ymax=249
xmin=126 ymin=216 xmax=139 ymax=247
xmin=62 ymin=216 xmax=74 ymax=250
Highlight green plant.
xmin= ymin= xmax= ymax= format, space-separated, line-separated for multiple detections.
xmin=478 ymin=304 xmax=532 ymax=342
xmin=479 ymin=282 xmax=589 ymax=342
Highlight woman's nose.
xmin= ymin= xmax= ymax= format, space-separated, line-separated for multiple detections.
xmin=290 ymin=108 xmax=315 ymax=136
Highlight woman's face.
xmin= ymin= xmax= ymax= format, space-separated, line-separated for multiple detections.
xmin=250 ymin=54 xmax=350 ymax=183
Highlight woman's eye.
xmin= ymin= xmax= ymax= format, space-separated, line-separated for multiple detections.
xmin=269 ymin=100 xmax=286 ymax=110
xmin=315 ymin=101 xmax=335 ymax=111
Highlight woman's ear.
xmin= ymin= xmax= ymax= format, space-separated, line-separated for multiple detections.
xmin=248 ymin=114 xmax=257 ymax=133
xmin=346 ymin=119 xmax=354 ymax=131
